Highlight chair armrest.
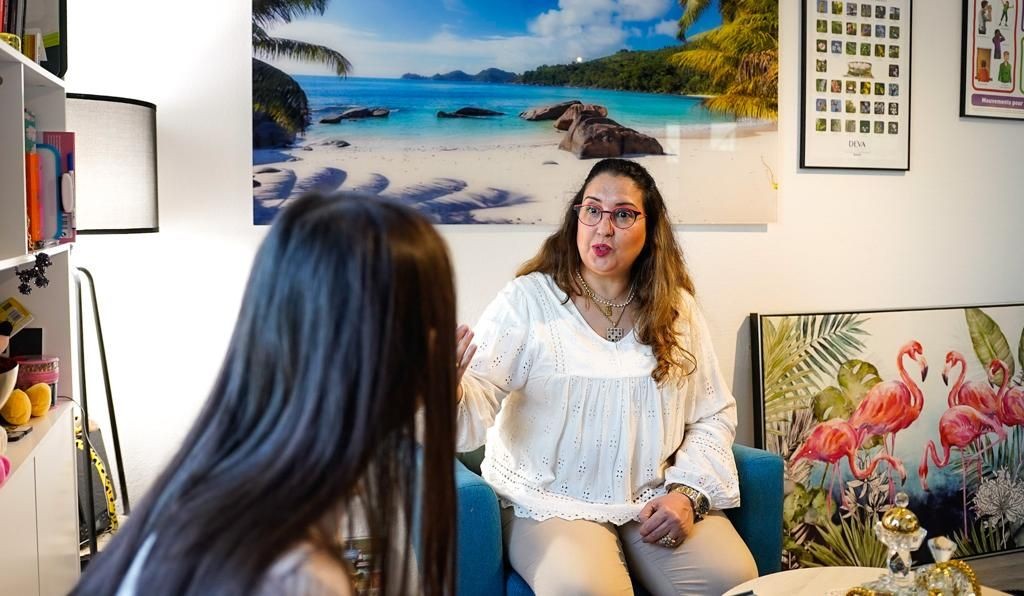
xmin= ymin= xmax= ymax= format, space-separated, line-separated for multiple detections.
xmin=725 ymin=444 xmax=783 ymax=576
xmin=455 ymin=459 xmax=505 ymax=595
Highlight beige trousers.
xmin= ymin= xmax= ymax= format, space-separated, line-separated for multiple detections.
xmin=502 ymin=509 xmax=757 ymax=596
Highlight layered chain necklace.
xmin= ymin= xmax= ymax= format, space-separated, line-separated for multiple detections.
xmin=575 ymin=271 xmax=635 ymax=342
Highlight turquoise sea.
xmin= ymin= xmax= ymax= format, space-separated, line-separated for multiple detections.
xmin=296 ymin=76 xmax=735 ymax=147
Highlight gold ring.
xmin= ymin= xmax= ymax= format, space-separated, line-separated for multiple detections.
xmin=658 ymin=534 xmax=678 ymax=548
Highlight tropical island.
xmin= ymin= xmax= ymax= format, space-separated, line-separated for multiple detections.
xmin=400 ymin=68 xmax=517 ymax=83
xmin=399 ymin=47 xmax=720 ymax=96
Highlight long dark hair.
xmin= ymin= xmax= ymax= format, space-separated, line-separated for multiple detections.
xmin=74 ymin=193 xmax=457 ymax=595
xmin=517 ymin=158 xmax=696 ymax=383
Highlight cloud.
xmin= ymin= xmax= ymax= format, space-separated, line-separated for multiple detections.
xmin=618 ymin=0 xmax=672 ymax=21
xmin=650 ymin=18 xmax=678 ymax=37
xmin=262 ymin=0 xmax=675 ymax=77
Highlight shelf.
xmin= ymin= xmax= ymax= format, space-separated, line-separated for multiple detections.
xmin=3 ymin=399 xmax=72 ymax=481
xmin=0 ymin=242 xmax=72 ymax=273
xmin=0 ymin=39 xmax=64 ymax=90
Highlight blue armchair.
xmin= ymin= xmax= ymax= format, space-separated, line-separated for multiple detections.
xmin=454 ymin=444 xmax=783 ymax=596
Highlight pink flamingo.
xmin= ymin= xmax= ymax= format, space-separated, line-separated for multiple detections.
xmin=847 ymin=340 xmax=927 ymax=496
xmin=791 ymin=419 xmax=908 ymax=516
xmin=919 ymin=405 xmax=1006 ymax=536
xmin=990 ymin=359 xmax=1024 ymax=425
xmin=992 ymin=360 xmax=1024 ymax=462
xmin=945 ymin=351 xmax=1000 ymax=416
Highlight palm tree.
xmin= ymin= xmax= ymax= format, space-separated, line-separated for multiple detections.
xmin=252 ymin=0 xmax=352 ymax=137
xmin=671 ymin=0 xmax=778 ymax=121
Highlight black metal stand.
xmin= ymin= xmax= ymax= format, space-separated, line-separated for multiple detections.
xmin=75 ymin=267 xmax=131 ymax=559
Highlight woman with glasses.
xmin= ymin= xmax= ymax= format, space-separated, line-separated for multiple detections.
xmin=455 ymin=159 xmax=756 ymax=595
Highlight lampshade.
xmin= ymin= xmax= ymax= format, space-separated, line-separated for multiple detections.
xmin=65 ymin=94 xmax=159 ymax=234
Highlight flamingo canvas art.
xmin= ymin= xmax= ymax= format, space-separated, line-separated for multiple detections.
xmin=752 ymin=304 xmax=1024 ymax=570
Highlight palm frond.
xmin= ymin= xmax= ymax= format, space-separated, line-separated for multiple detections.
xmin=803 ymin=512 xmax=887 ymax=567
xmin=761 ymin=315 xmax=869 ymax=424
xmin=253 ymin=37 xmax=351 ymax=75
xmin=253 ymin=0 xmax=329 ymax=28
xmin=677 ymin=0 xmax=717 ymax=40
xmin=703 ymin=91 xmax=776 ymax=120
xmin=953 ymin=520 xmax=1005 ymax=557
xmin=253 ymin=58 xmax=309 ymax=134
xmin=700 ymin=15 xmax=777 ymax=53
xmin=672 ymin=0 xmax=778 ymax=120
xmin=670 ymin=49 xmax=737 ymax=87
xmin=253 ymin=22 xmax=272 ymax=44
xmin=966 ymin=428 xmax=1024 ymax=480
xmin=796 ymin=314 xmax=870 ymax=380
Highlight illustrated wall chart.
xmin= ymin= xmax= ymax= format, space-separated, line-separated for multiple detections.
xmin=961 ymin=0 xmax=1024 ymax=119
xmin=801 ymin=0 xmax=913 ymax=170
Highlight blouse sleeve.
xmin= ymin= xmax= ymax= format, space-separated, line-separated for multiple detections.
xmin=456 ymin=280 xmax=535 ymax=453
xmin=663 ymin=295 xmax=741 ymax=510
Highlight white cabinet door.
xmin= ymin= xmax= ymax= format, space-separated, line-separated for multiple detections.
xmin=35 ymin=408 xmax=80 ymax=595
xmin=0 ymin=462 xmax=41 ymax=596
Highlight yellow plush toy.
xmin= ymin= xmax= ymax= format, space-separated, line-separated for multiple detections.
xmin=1 ymin=389 xmax=31 ymax=426
xmin=26 ymin=383 xmax=51 ymax=417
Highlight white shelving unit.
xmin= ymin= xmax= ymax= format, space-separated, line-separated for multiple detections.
xmin=0 ymin=38 xmax=81 ymax=595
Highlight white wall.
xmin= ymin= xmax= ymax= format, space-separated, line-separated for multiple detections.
xmin=64 ymin=1 xmax=1024 ymax=501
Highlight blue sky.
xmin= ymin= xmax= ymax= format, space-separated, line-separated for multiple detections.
xmin=266 ymin=0 xmax=724 ymax=78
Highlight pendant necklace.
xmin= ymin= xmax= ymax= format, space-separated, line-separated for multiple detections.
xmin=575 ymin=271 xmax=633 ymax=342
xmin=601 ymin=305 xmax=628 ymax=342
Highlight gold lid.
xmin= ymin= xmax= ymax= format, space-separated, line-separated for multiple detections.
xmin=880 ymin=492 xmax=920 ymax=534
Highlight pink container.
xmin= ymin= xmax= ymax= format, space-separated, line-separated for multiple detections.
xmin=15 ymin=355 xmax=59 ymax=406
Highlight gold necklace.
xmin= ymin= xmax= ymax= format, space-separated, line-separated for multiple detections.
xmin=575 ymin=271 xmax=635 ymax=316
xmin=580 ymin=286 xmax=629 ymax=342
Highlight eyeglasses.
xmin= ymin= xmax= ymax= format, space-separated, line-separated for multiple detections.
xmin=572 ymin=204 xmax=645 ymax=229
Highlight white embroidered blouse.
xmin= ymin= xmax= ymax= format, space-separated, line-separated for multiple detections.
xmin=456 ymin=272 xmax=740 ymax=525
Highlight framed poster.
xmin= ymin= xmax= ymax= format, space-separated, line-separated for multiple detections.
xmin=800 ymin=0 xmax=913 ymax=170
xmin=251 ymin=1 xmax=780 ymax=225
xmin=751 ymin=304 xmax=1024 ymax=569
xmin=961 ymin=0 xmax=1024 ymax=120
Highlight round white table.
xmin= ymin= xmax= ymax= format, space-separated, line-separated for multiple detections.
xmin=724 ymin=566 xmax=1011 ymax=596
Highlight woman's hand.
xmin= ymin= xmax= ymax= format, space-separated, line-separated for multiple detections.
xmin=455 ymin=325 xmax=477 ymax=400
xmin=638 ymin=492 xmax=695 ymax=548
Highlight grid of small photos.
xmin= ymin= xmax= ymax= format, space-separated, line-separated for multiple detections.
xmin=802 ymin=0 xmax=912 ymax=169
xmin=813 ymin=1 xmax=904 ymax=136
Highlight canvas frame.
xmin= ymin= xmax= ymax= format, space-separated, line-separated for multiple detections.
xmin=750 ymin=301 xmax=1024 ymax=569
xmin=799 ymin=0 xmax=913 ymax=170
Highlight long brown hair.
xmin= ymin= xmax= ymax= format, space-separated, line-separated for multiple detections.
xmin=518 ymin=158 xmax=696 ymax=383
xmin=74 ymin=193 xmax=456 ymax=596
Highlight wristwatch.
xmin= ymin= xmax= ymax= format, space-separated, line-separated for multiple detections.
xmin=668 ymin=483 xmax=711 ymax=522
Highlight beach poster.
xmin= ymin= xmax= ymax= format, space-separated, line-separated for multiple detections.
xmin=252 ymin=0 xmax=779 ymax=225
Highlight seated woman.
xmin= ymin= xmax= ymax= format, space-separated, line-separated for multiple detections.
xmin=73 ymin=193 xmax=458 ymax=596
xmin=455 ymin=159 xmax=757 ymax=595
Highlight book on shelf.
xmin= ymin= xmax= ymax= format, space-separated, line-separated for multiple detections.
xmin=40 ymin=131 xmax=75 ymax=244
xmin=1 ymin=0 xmax=25 ymax=38
xmin=23 ymin=109 xmax=75 ymax=250
xmin=0 ymin=297 xmax=34 ymax=338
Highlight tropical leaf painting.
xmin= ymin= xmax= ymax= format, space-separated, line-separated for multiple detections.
xmin=966 ymin=308 xmax=1014 ymax=386
xmin=753 ymin=303 xmax=1024 ymax=569
xmin=813 ymin=360 xmax=883 ymax=422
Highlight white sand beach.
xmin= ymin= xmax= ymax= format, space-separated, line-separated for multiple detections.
xmin=253 ymin=121 xmax=778 ymax=225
